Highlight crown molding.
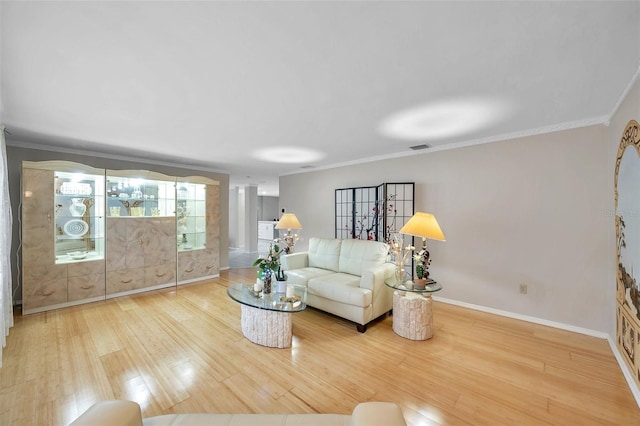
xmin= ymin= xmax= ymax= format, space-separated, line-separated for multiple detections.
xmin=606 ymin=64 xmax=640 ymax=126
xmin=6 ymin=139 xmax=229 ymax=176
xmin=282 ymin=116 xmax=609 ymax=177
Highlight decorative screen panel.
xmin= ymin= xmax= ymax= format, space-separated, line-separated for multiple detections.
xmin=335 ymin=182 xmax=414 ymax=243
xmin=335 ymin=188 xmax=352 ymax=239
xmin=335 ymin=185 xmax=379 ymax=240
xmin=353 ymin=186 xmax=379 ymax=240
xmin=381 ymin=183 xmax=415 ymax=243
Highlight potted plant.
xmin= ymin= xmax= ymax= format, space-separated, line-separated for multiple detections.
xmin=253 ymin=243 xmax=283 ymax=294
xmin=275 ymin=267 xmax=288 ymax=293
xmin=413 ymin=248 xmax=431 ymax=289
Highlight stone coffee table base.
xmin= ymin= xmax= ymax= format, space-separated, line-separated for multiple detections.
xmin=240 ymin=304 xmax=293 ymax=348
xmin=392 ymin=291 xmax=433 ymax=340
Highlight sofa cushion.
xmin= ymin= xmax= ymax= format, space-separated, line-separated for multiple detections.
xmin=308 ymin=273 xmax=371 ymax=308
xmin=308 ymin=238 xmax=342 ymax=272
xmin=338 ymin=239 xmax=389 ymax=276
xmin=70 ymin=400 xmax=142 ymax=426
xmin=285 ymin=267 xmax=335 ymax=286
xmin=71 ymin=401 xmax=407 ymax=426
xmin=144 ymin=413 xmax=351 ymax=426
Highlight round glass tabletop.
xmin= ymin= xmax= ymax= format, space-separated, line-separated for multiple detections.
xmin=385 ymin=273 xmax=442 ymax=294
xmin=227 ymin=283 xmax=308 ymax=313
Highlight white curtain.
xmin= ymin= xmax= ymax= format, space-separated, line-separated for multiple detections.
xmin=0 ymin=125 xmax=14 ymax=367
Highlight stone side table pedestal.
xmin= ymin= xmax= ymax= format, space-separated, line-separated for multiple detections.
xmin=392 ymin=291 xmax=433 ymax=340
xmin=241 ymin=304 xmax=293 ymax=348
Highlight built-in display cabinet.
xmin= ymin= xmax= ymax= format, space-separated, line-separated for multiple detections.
xmin=21 ymin=161 xmax=220 ymax=314
xmin=22 ymin=162 xmax=107 ymax=312
xmin=177 ymin=179 xmax=220 ymax=282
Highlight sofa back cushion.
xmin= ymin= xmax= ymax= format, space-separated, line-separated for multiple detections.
xmin=308 ymin=238 xmax=342 ymax=272
xmin=339 ymin=239 xmax=389 ymax=276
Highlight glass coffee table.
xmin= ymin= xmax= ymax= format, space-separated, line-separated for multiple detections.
xmin=385 ymin=274 xmax=442 ymax=340
xmin=227 ymin=283 xmax=307 ymax=348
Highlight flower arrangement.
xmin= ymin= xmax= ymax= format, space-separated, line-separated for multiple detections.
xmin=389 ymin=233 xmax=413 ymax=281
xmin=253 ymin=242 xmax=284 ymax=280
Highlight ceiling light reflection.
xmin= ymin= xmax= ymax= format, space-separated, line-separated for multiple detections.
xmin=253 ymin=146 xmax=325 ymax=164
xmin=125 ymin=376 xmax=151 ymax=408
xmin=379 ymin=97 xmax=514 ymax=141
xmin=174 ymin=361 xmax=196 ymax=388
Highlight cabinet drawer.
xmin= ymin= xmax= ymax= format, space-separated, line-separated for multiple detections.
xmin=144 ymin=263 xmax=176 ymax=288
xmin=106 ymin=268 xmax=144 ymax=295
xmin=178 ymin=249 xmax=217 ymax=282
xmin=68 ymin=274 xmax=106 ymax=301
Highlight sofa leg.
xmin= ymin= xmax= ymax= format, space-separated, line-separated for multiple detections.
xmin=357 ymin=323 xmax=367 ymax=333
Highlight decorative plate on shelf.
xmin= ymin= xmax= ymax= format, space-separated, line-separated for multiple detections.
xmin=63 ymin=219 xmax=89 ymax=238
xmin=69 ymin=251 xmax=88 ymax=260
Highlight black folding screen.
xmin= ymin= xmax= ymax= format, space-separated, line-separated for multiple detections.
xmin=335 ymin=182 xmax=415 ymax=243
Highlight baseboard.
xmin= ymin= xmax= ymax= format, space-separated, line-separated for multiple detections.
xmin=608 ymin=336 xmax=640 ymax=408
xmin=434 ymin=296 xmax=608 ymax=338
xmin=434 ymin=296 xmax=640 ymax=408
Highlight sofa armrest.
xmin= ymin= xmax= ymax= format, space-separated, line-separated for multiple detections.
xmin=70 ymin=400 xmax=143 ymax=426
xmin=360 ymin=263 xmax=395 ymax=320
xmin=281 ymin=252 xmax=309 ymax=271
xmin=351 ymin=402 xmax=407 ymax=426
xmin=359 ymin=263 xmax=394 ymax=291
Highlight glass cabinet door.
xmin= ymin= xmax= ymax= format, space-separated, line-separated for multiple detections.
xmin=54 ymin=170 xmax=105 ymax=264
xmin=176 ymin=182 xmax=206 ymax=251
xmin=106 ymin=175 xmax=176 ymax=217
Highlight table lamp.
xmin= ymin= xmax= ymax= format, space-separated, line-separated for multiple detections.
xmin=399 ymin=212 xmax=446 ymax=280
xmin=275 ymin=213 xmax=303 ymax=253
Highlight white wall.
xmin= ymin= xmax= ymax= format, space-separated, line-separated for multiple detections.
xmin=228 ymin=187 xmax=239 ymax=249
xmin=280 ymin=125 xmax=610 ymax=332
xmin=259 ymin=196 xmax=279 ymax=221
xmin=243 ymin=185 xmax=258 ymax=253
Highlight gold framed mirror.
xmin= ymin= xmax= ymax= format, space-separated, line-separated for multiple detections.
xmin=615 ymin=119 xmax=640 ymax=382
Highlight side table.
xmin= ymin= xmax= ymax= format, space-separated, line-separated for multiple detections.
xmin=385 ymin=276 xmax=442 ymax=340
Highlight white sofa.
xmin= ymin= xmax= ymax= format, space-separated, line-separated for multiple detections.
xmin=69 ymin=400 xmax=408 ymax=426
xmin=281 ymin=237 xmax=395 ymax=332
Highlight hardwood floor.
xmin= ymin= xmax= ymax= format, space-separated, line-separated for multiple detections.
xmin=1 ymin=267 xmax=639 ymax=425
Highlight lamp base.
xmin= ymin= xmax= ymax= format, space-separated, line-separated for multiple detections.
xmin=283 ymin=232 xmax=297 ymax=254
xmin=415 ymin=239 xmax=431 ymax=282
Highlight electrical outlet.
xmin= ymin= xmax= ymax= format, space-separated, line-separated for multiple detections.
xmin=519 ymin=284 xmax=528 ymax=294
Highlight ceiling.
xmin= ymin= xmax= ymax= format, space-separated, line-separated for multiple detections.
xmin=2 ymin=1 xmax=639 ymax=196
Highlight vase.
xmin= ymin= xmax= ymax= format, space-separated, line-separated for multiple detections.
xmin=276 ymin=280 xmax=287 ymax=293
xmin=69 ymin=198 xmax=86 ymax=217
xmin=263 ymin=274 xmax=272 ymax=294
xmin=395 ymin=262 xmax=405 ymax=283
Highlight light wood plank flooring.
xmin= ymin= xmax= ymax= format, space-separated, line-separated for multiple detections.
xmin=1 ymin=268 xmax=639 ymax=425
